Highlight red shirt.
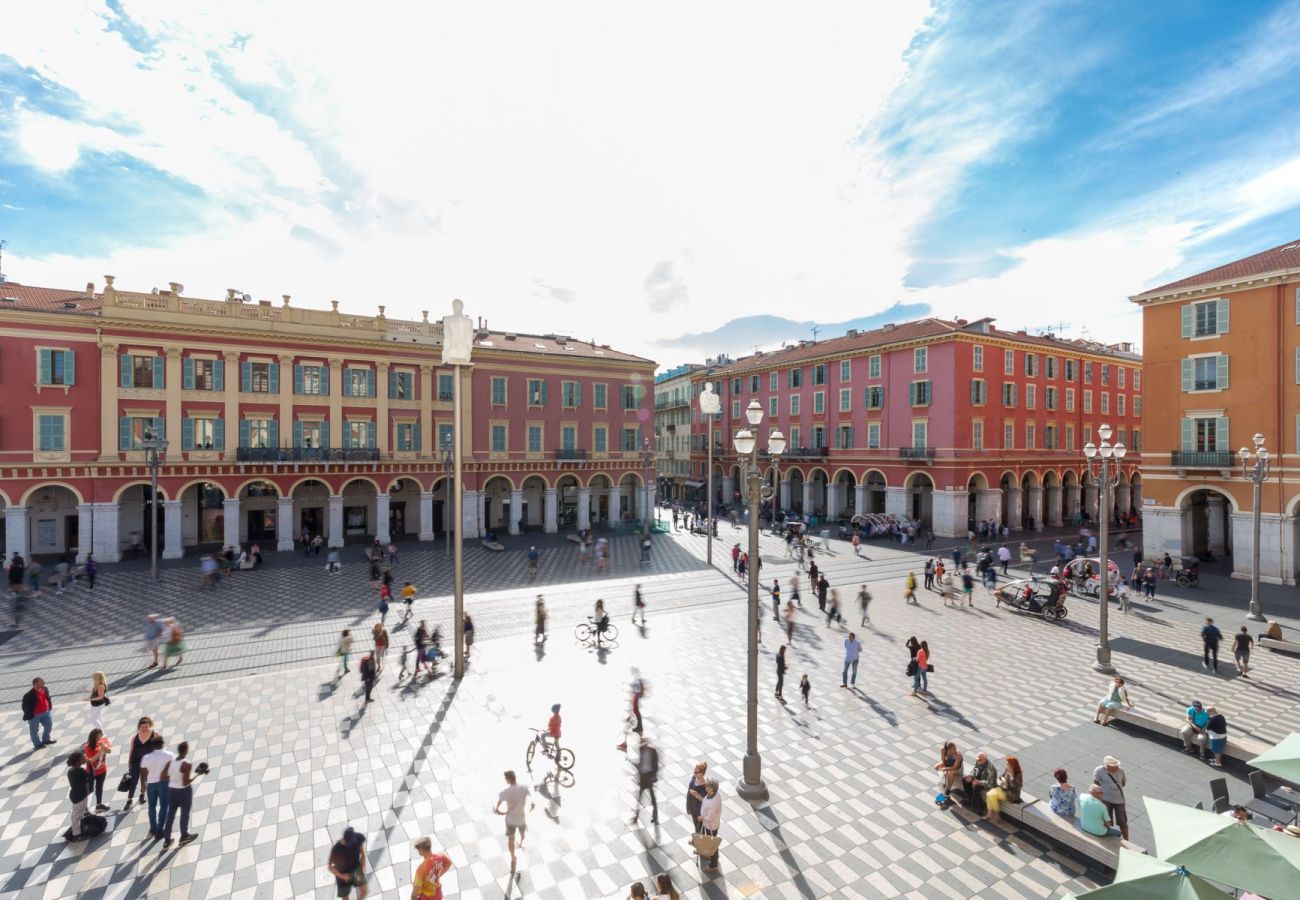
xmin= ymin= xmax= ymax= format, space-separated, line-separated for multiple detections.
xmin=32 ymin=689 xmax=50 ymax=716
xmin=547 ymin=713 xmax=561 ymax=738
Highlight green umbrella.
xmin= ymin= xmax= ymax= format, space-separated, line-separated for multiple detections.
xmin=1062 ymin=849 xmax=1232 ymax=899
xmin=1146 ymin=797 xmax=1300 ymax=898
xmin=1249 ymin=731 xmax=1300 ymax=784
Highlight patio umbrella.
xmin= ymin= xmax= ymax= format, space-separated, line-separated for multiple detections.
xmin=1063 ymin=850 xmax=1231 ymax=900
xmin=1249 ymin=732 xmax=1300 ymax=785
xmin=1146 ymin=797 xmax=1300 ymax=898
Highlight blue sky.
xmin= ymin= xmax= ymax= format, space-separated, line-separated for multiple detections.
xmin=3 ymin=1 xmax=1300 ymax=366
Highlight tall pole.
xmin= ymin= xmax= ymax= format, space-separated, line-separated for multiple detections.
xmin=706 ymin=416 xmax=713 ymax=565
xmin=1240 ymin=434 xmax=1269 ymax=622
xmin=453 ymin=365 xmax=466 ymax=679
xmin=443 ymin=441 xmax=452 ymax=559
xmin=149 ymin=451 xmax=159 ymax=583
xmin=1094 ymin=455 xmax=1115 ymax=673
xmin=738 ymin=445 xmax=767 ymax=802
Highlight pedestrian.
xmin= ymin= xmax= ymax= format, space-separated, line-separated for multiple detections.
xmin=162 ymin=740 xmax=206 ymax=848
xmin=336 ymin=630 xmax=353 ymax=676
xmin=631 ymin=737 xmax=660 ymax=825
xmin=826 ymin=588 xmax=841 ymax=628
xmin=941 ymin=570 xmax=955 ymax=607
xmin=83 ymin=727 xmax=112 ymax=812
xmin=143 ymin=614 xmax=163 ymax=668
xmin=410 ymin=836 xmax=453 ymax=900
xmin=784 ymin=601 xmax=797 ymax=643
xmin=1143 ymin=566 xmax=1157 ymax=599
xmin=535 ymin=596 xmax=548 ymax=643
xmin=640 ymin=534 xmax=651 ymax=563
xmin=141 ymin=734 xmax=175 ymax=838
xmin=911 ymin=640 xmax=929 ymax=696
xmin=1205 ymin=706 xmax=1229 ymax=768
xmin=817 ymin=574 xmax=829 ymax=611
xmin=87 ymin=672 xmax=109 ymax=731
xmin=775 ymin=645 xmax=787 ymax=702
xmin=123 ymin=717 xmax=158 ymax=811
xmin=923 ymin=559 xmax=934 ymax=591
xmin=387 ymin=542 xmax=398 ymax=567
xmin=160 ymin=617 xmax=186 ymax=670
xmin=808 ymin=562 xmax=820 ymax=599
xmin=326 ymin=548 xmax=341 ymax=574
xmin=372 ymin=622 xmax=389 ymax=672
xmin=961 ymin=571 xmax=975 ymax=606
xmin=463 ymin=613 xmax=475 ymax=661
xmin=799 ymin=674 xmax=811 ymax=707
xmin=326 ymin=827 xmax=369 ymax=899
xmin=54 ymin=556 xmax=69 ymax=594
xmin=63 ymin=750 xmax=92 ymax=841
xmin=21 ymin=676 xmax=55 ymax=749
xmin=998 ymin=544 xmax=1011 ymax=575
xmin=731 ymin=543 xmax=740 ymax=573
xmin=841 ymin=632 xmax=862 ymax=687
xmin=857 ymin=585 xmax=872 ymax=626
xmin=852 ymin=532 xmax=861 ymax=556
xmin=736 ymin=552 xmax=747 ymax=580
xmin=685 ymin=761 xmax=708 ymax=833
xmin=905 ymin=572 xmax=918 ymax=604
xmin=1233 ymin=626 xmax=1253 ymax=677
xmin=7 ymin=551 xmax=26 ymax=598
xmin=528 ymin=545 xmax=540 ymax=577
xmin=698 ymin=780 xmax=723 ymax=870
xmin=654 ymin=873 xmax=683 ymax=899
xmin=401 ymin=581 xmax=416 ymax=622
xmin=770 ymin=579 xmax=781 ymax=621
xmin=789 ymin=575 xmax=802 ymax=608
xmin=633 ymin=585 xmax=646 ymax=626
xmin=1092 ymin=755 xmax=1129 ymax=841
xmin=83 ymin=553 xmax=97 ymax=589
xmin=1202 ymin=617 xmax=1222 ymax=673
xmin=495 ymin=770 xmax=534 ymax=871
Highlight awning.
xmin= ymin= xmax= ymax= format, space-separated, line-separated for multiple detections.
xmin=685 ymin=480 xmax=705 ymax=488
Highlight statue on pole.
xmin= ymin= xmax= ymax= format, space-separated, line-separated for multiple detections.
xmin=440 ymin=298 xmax=474 ymax=366
xmin=698 ymin=381 xmax=721 ymax=415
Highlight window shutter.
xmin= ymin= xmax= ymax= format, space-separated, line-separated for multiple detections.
xmin=1216 ymin=417 xmax=1229 ymax=453
xmin=119 ymin=416 xmax=131 ymax=450
xmin=182 ymin=417 xmax=194 ymax=450
xmin=183 ymin=357 xmax=194 ymax=390
xmin=269 ymin=363 xmax=279 ymax=394
xmin=1217 ymin=298 xmax=1229 ymax=334
xmin=294 ymin=365 xmax=303 ymax=395
xmin=342 ymin=367 xmax=352 ymax=397
xmin=368 ymin=371 xmax=376 ymax=398
xmin=367 ymin=420 xmax=376 ymax=448
xmin=1296 ymin=288 xmax=1300 ymax=325
xmin=293 ymin=420 xmax=303 ymax=448
xmin=242 ymin=361 xmax=252 ymax=392
xmin=321 ymin=368 xmax=329 ymax=396
xmin=120 ymin=354 xmax=132 ymax=388
xmin=64 ymin=350 xmax=75 ymax=385
xmin=152 ymin=416 xmax=165 ymax=441
xmin=909 ymin=383 xmax=916 ymax=405
xmin=389 ymin=369 xmax=397 ymax=399
xmin=213 ymin=418 xmax=224 ymax=450
xmin=970 ymin=380 xmax=977 ymax=404
xmin=1181 ymin=358 xmax=1193 ymax=391
xmin=1295 ymin=347 xmax=1300 ymax=384
xmin=1216 ymin=355 xmax=1228 ymax=390
xmin=153 ymin=356 xmax=164 ymax=388
xmin=574 ymin=383 xmax=581 ymax=406
xmin=213 ymin=359 xmax=224 ymax=392
xmin=413 ymin=422 xmax=422 ymax=451
xmin=846 ymin=426 xmax=854 ymax=448
xmin=268 ymin=419 xmax=278 ymax=448
xmin=38 ymin=349 xmax=51 ymax=384
xmin=319 ymin=420 xmax=329 ymax=449
xmin=239 ymin=418 xmax=251 ymax=448
xmin=341 ymin=425 xmax=351 ymax=449
xmin=1180 ymin=419 xmax=1193 ymax=451
xmin=541 ymin=381 xmax=549 ymax=406
xmin=1181 ymin=305 xmax=1193 ymax=338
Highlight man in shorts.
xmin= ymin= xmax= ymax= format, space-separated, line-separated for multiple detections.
xmin=494 ymin=770 xmax=534 ymax=871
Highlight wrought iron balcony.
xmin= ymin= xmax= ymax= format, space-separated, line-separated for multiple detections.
xmin=783 ymin=446 xmax=830 ymax=459
xmin=555 ymin=448 xmax=588 ymax=462
xmin=235 ymin=447 xmax=380 ymax=462
xmin=1170 ymin=450 xmax=1234 ymax=469
xmin=899 ymin=446 xmax=936 ymax=460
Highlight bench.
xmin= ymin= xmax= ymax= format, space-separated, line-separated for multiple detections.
xmin=1110 ymin=706 xmax=1274 ymax=761
xmin=1260 ymin=637 xmax=1300 ymax=656
xmin=481 ymin=541 xmax=505 ymax=552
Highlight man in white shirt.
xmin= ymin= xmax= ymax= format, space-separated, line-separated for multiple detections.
xmin=997 ymin=545 xmax=1012 ymax=575
xmin=841 ymin=633 xmax=863 ymax=687
xmin=494 ymin=770 xmax=533 ymax=872
xmin=140 ymin=736 xmax=176 ymax=838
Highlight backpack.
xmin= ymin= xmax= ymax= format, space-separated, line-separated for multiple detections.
xmin=79 ymin=814 xmax=108 ymax=837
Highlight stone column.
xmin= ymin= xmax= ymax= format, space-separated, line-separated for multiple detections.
xmin=854 ymin=484 xmax=867 ymax=517
xmin=976 ymin=488 xmax=1002 ymax=526
xmin=222 ymin=497 xmax=241 ymax=550
xmin=1064 ymin=484 xmax=1081 ymax=522
xmin=779 ymin=478 xmax=791 ymax=510
xmin=476 ymin=490 xmax=487 ymax=537
xmin=98 ymin=343 xmax=119 ymax=461
xmin=802 ymin=481 xmax=815 ymax=516
xmin=1206 ymin=495 xmax=1227 ymax=557
xmin=1046 ymin=485 xmax=1063 ymax=526
xmin=76 ymin=504 xmax=94 ymax=564
xmin=165 ymin=348 xmax=183 ymax=451
xmin=327 ymin=495 xmax=345 ymax=548
xmin=4 ymin=506 xmax=30 ymax=561
xmin=418 ymin=491 xmax=435 ymax=541
xmin=636 ymin=484 xmax=648 ymax=522
xmin=376 ymin=362 xmax=391 ymax=458
xmin=162 ymin=500 xmax=184 ymax=559
xmin=884 ymin=486 xmax=910 ymax=518
xmin=825 ymin=484 xmax=840 ymax=519
xmin=508 ymin=489 xmax=524 ymax=534
xmin=1005 ymin=486 xmax=1023 ymax=531
xmin=576 ymin=487 xmax=591 ymax=531
xmin=1114 ymin=483 xmax=1131 ymax=520
xmin=278 ymin=355 xmax=295 ymax=448
xmin=607 ymin=486 xmax=622 ymax=523
xmin=543 ymin=489 xmax=558 ymax=533
xmin=375 ymin=491 xmax=391 ymax=544
xmin=1231 ymin=511 xmax=1288 ymax=583
xmin=328 ymin=359 xmax=343 ymax=449
xmin=1083 ymin=483 xmax=1099 ymax=523
xmin=91 ymin=502 xmax=121 ymax=562
xmin=276 ymin=496 xmax=295 ymax=551
xmin=932 ymin=490 xmax=967 ymax=538
xmin=1026 ymin=486 xmax=1044 ymax=531
xmin=223 ymin=351 xmax=239 ymax=461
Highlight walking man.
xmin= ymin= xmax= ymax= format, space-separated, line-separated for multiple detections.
xmin=494 ymin=770 xmax=534 ymax=871
xmin=841 ymin=633 xmax=863 ymax=688
xmin=1233 ymin=626 xmax=1254 ymax=677
xmin=770 ymin=579 xmax=781 ymax=621
xmin=21 ymin=677 xmax=55 ymax=748
xmin=1202 ymin=617 xmax=1223 ymax=673
xmin=631 ymin=737 xmax=660 ymax=825
xmin=998 ymin=544 xmax=1011 ymax=575
xmin=144 ymin=614 xmax=163 ymax=668
xmin=411 ymin=836 xmax=453 ymax=900
xmin=359 ymin=652 xmax=377 ymax=703
xmin=817 ymin=574 xmax=829 ymax=612
xmin=923 ymin=559 xmax=934 ymax=591
xmin=632 ymin=585 xmax=646 ymax=626
xmin=857 ymin=585 xmax=872 ymax=626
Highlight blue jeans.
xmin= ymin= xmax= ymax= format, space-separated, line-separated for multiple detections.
xmin=165 ymin=786 xmax=192 ymax=839
xmin=842 ymin=658 xmax=859 ymax=685
xmin=913 ymin=667 xmax=928 ymax=692
xmin=1078 ymin=821 xmax=1121 ymax=838
xmin=147 ymin=781 xmax=170 ymax=833
xmin=27 ymin=711 xmax=52 ymax=748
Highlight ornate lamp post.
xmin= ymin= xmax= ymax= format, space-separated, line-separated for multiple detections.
xmin=442 ymin=433 xmax=454 ymax=559
xmin=1238 ymin=433 xmax=1270 ymax=622
xmin=440 ymin=299 xmax=473 ymax=679
xmin=1083 ymin=423 xmax=1125 ymax=674
xmin=698 ymin=382 xmax=722 ymax=565
xmin=640 ymin=437 xmax=655 ymax=537
xmin=141 ymin=432 xmax=169 ymax=582
xmin=734 ymin=399 xmax=785 ymax=802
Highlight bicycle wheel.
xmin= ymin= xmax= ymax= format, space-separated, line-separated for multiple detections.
xmin=557 ymin=747 xmax=576 ymax=770
xmin=556 ymin=768 xmax=576 ymax=788
xmin=575 ymin=623 xmax=593 ymax=643
xmin=604 ymin=623 xmax=620 ymax=642
xmin=525 ymin=739 xmax=537 ymax=770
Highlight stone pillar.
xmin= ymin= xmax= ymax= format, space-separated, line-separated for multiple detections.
xmin=91 ymin=503 xmax=121 ymax=562
xmin=779 ymin=479 xmax=791 ymax=510
xmin=607 ymin=486 xmax=622 ymax=523
xmin=477 ymin=491 xmax=488 ymax=537
xmin=1046 ymin=486 xmax=1063 ymax=526
xmin=328 ymin=495 xmax=345 ymax=548
xmin=165 ymin=348 xmax=183 ymax=451
xmin=1206 ymin=495 xmax=1227 ymax=557
xmin=932 ymin=490 xmax=967 ymax=538
xmin=162 ymin=500 xmax=184 ymax=559
xmin=1114 ymin=483 xmax=1131 ymax=520
xmin=418 ymin=492 xmax=435 ymax=541
xmin=462 ymin=490 xmax=481 ymax=538
xmin=976 ymin=488 xmax=1002 ymax=526
xmin=276 ymin=496 xmax=295 ymax=551
xmin=802 ymin=481 xmax=815 ymax=516
xmin=98 ymin=343 xmax=119 ymax=461
xmin=75 ymin=504 xmax=94 ymax=564
xmin=508 ymin=489 xmax=524 ymax=535
xmin=543 ymin=489 xmax=558 ymax=533
xmin=1064 ymin=484 xmax=1081 ymax=522
xmin=222 ymin=497 xmax=241 ymax=550
xmin=825 ymin=484 xmax=841 ymax=519
xmin=4 ymin=506 xmax=30 ymax=561
xmin=376 ymin=362 xmax=390 ymax=458
xmin=1026 ymin=487 xmax=1044 ymax=531
xmin=1141 ymin=507 xmax=1183 ymax=563
xmin=328 ymin=359 xmax=344 ymax=449
xmin=1084 ymin=483 xmax=1099 ymax=523
xmin=636 ymin=484 xmax=649 ymax=522
xmin=375 ymin=492 xmax=391 ymax=544
xmin=854 ymin=484 xmax=867 ymax=517
xmin=1005 ymin=487 xmax=1023 ymax=531
xmin=1231 ymin=511 xmax=1287 ymax=584
xmin=885 ymin=486 xmax=910 ymax=518
xmin=223 ymin=351 xmax=239 ymax=461
xmin=576 ymin=487 xmax=591 ymax=531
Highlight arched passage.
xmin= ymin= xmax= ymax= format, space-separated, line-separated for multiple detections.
xmin=905 ymin=472 xmax=934 ymax=524
xmin=20 ymin=484 xmax=85 ymax=559
xmin=833 ymin=469 xmax=857 ymax=519
xmin=387 ymin=478 xmax=422 ymax=541
xmin=239 ymin=479 xmax=280 ymax=545
xmin=520 ymin=475 xmax=548 ymax=531
xmin=786 ymin=468 xmax=806 ymax=514
xmin=807 ymin=468 xmax=829 ymax=520
xmin=864 ymin=470 xmax=887 ymax=515
xmin=1178 ymin=487 xmax=1235 ymax=560
xmin=182 ymin=481 xmax=229 ymax=549
xmin=555 ymin=474 xmax=582 ymax=530
xmin=482 ymin=476 xmax=515 ymax=532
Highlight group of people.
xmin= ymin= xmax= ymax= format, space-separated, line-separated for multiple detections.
xmin=143 ymin=614 xmax=188 ymax=669
xmin=8 ymin=551 xmax=98 ymax=627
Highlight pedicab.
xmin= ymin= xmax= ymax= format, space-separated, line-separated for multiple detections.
xmin=994 ymin=578 xmax=1069 ymax=621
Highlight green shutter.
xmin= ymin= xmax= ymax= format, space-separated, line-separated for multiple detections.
xmin=319 ymin=420 xmax=329 ymax=449
xmin=1217 ymin=298 xmax=1229 ymax=334
xmin=342 ymin=367 xmax=353 ymax=397
xmin=268 ymin=419 xmax=279 ymax=448
xmin=368 ymin=371 xmax=376 ymax=398
xmin=541 ymin=381 xmax=549 ymax=406
xmin=152 ymin=417 xmax=165 ymax=441
xmin=213 ymin=418 xmax=224 ymax=450
xmin=182 ymin=417 xmax=194 ymax=450
xmin=1216 ymin=417 xmax=1229 ymax=454
xmin=1295 ymin=347 xmax=1300 ymax=385
xmin=38 ymin=349 xmax=51 ymax=384
xmin=294 ymin=365 xmax=303 ymax=394
xmin=119 ymin=416 xmax=131 ymax=450
xmin=293 ymin=420 xmax=303 ymax=448
xmin=183 ymin=357 xmax=194 ymax=390
xmin=1181 ymin=304 xmax=1193 ymax=338
xmin=1180 ymin=419 xmax=1193 ymax=452
xmin=153 ymin=356 xmax=164 ymax=388
xmin=413 ymin=422 xmax=421 ymax=451
xmin=242 ymin=361 xmax=252 ymax=392
xmin=213 ymin=359 xmax=224 ymax=392
xmin=367 ymin=421 xmax=376 ymax=448
xmin=908 ymin=382 xmax=916 ymax=405
xmin=120 ymin=354 xmax=132 ymax=388
xmin=1181 ymin=358 xmax=1193 ymax=391
xmin=320 ymin=367 xmax=329 ymax=396
xmin=389 ymin=369 xmax=397 ymax=399
xmin=574 ymin=383 xmax=581 ymax=406
xmin=1216 ymin=354 xmax=1228 ymax=390
xmin=268 ymin=363 xmax=279 ymax=394
xmin=239 ymin=418 xmax=251 ymax=448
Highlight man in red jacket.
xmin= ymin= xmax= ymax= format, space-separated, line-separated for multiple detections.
xmin=21 ymin=677 xmax=55 ymax=749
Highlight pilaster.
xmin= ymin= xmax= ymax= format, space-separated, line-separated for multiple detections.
xmin=543 ymin=489 xmax=558 ymax=533
xmin=418 ymin=491 xmax=435 ymax=541
xmin=165 ymin=348 xmax=183 ymax=451
xmin=328 ymin=495 xmax=345 ymax=548
xmin=223 ymin=351 xmax=240 ymax=461
xmin=376 ymin=361 xmax=391 ymax=457
xmin=222 ymin=497 xmax=241 ymax=550
xmin=576 ymin=487 xmax=591 ymax=531
xmin=375 ymin=492 xmax=391 ymax=544
xmin=76 ymin=504 xmax=94 ymax=564
xmin=328 ymin=358 xmax=343 ymax=449
xmin=162 ymin=500 xmax=184 ymax=559
xmin=99 ymin=343 xmax=120 ymax=461
xmin=276 ymin=496 xmax=296 ymax=551
xmin=91 ymin=503 xmax=121 ymax=562
xmin=4 ymin=506 xmax=30 ymax=561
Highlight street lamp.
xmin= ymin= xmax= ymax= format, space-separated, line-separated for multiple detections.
xmin=140 ymin=432 xmax=169 ymax=583
xmin=640 ymin=437 xmax=655 ymax=537
xmin=440 ymin=298 xmax=474 ymax=680
xmin=734 ymin=398 xmax=785 ymax=802
xmin=697 ymin=382 xmax=722 ymax=565
xmin=1238 ymin=433 xmax=1270 ymax=622
xmin=442 ymin=432 xmax=454 ymax=559
xmin=1083 ymin=423 xmax=1126 ymax=674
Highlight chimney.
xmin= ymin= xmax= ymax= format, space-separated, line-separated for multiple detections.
xmin=169 ymin=282 xmax=182 ymax=295
xmin=85 ymin=282 xmax=95 ymax=296
xmin=846 ymin=329 xmax=858 ymax=337
xmin=282 ymin=294 xmax=291 ymax=307
xmin=956 ymin=318 xmax=968 ymax=326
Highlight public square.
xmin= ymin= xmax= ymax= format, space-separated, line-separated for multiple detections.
xmin=2 ymin=522 xmax=1298 ymax=899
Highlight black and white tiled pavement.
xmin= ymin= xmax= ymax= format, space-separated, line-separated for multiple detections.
xmin=1 ymin=526 xmax=1297 ymax=898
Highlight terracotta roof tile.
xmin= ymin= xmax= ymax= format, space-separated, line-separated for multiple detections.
xmin=1134 ymin=238 xmax=1300 ymax=299
xmin=474 ymin=331 xmax=653 ymax=364
xmin=0 ymin=281 xmax=101 ymax=312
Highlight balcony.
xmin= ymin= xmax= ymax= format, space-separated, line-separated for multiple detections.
xmin=555 ymin=448 xmax=588 ymax=463
xmin=1170 ymin=450 xmax=1234 ymax=469
xmin=900 ymin=446 xmax=935 ymax=461
xmin=235 ymin=447 xmax=381 ymax=463
xmin=783 ymin=446 xmax=830 ymax=460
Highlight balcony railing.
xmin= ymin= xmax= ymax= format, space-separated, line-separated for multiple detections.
xmin=900 ymin=446 xmax=936 ymax=460
xmin=1170 ymin=450 xmax=1234 ymax=468
xmin=235 ymin=447 xmax=381 ymax=462
xmin=783 ymin=446 xmax=829 ymax=459
xmin=555 ymin=448 xmax=588 ymax=462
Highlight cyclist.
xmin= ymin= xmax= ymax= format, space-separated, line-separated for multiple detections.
xmin=541 ymin=703 xmax=562 ymax=755
xmin=592 ymin=599 xmax=610 ymax=645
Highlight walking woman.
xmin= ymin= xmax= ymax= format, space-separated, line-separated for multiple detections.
xmin=463 ymin=613 xmax=475 ymax=661
xmin=88 ymin=672 xmax=109 ymax=730
xmin=912 ymin=640 xmax=929 ymax=696
xmin=162 ymin=740 xmax=205 ymax=848
xmin=789 ymin=575 xmax=802 ymax=608
xmin=123 ymin=717 xmax=159 ymax=811
xmin=774 ymin=645 xmax=787 ymax=702
xmin=371 ymin=622 xmax=389 ymax=673
xmin=161 ymin=617 xmax=186 ymax=670
xmin=83 ymin=727 xmax=112 ymax=812
xmin=535 ymin=596 xmax=548 ymax=643
xmin=783 ymin=601 xmax=797 ymax=644
xmin=336 ymin=630 xmax=353 ymax=676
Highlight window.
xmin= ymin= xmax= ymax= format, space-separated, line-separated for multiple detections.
xmin=1101 ymin=364 xmax=1110 ymax=386
xmin=295 ymin=364 xmax=327 ymax=396
xmin=1084 ymin=425 xmax=1093 ymax=444
xmin=390 ymin=370 xmax=414 ymax=400
xmin=732 ymin=400 xmax=741 ymax=419
xmin=1065 ymin=424 xmax=1075 ymax=450
xmin=561 ymin=425 xmax=576 ymax=451
xmin=1083 ymin=390 xmax=1093 ymax=413
xmin=483 ymin=424 xmax=504 ymax=453
xmin=1065 ymin=388 xmax=1075 ymax=412
xmin=912 ymin=421 xmax=927 ymax=449
xmin=1004 ymin=350 xmax=1015 ymax=375
xmin=1065 ymin=359 xmax=1076 ymax=381
xmin=620 ymin=427 xmax=640 ymax=452
xmin=343 ymin=420 xmax=375 ymax=449
xmin=1046 ymin=356 xmax=1057 ymax=379
xmin=1025 ymin=384 xmax=1036 ymax=409
xmin=594 ymin=426 xmax=608 ymax=453
xmin=868 ymin=355 xmax=880 ymax=379
xmin=525 ymin=379 xmax=547 ymax=406
xmin=790 ymin=395 xmax=801 ymax=415
xmin=491 ymin=377 xmax=507 ymax=405
xmin=1084 ymin=362 xmax=1093 ymax=384
xmin=1130 ymin=430 xmax=1141 ymax=451
xmin=787 ymin=368 xmax=803 ymax=388
xmin=811 ymin=364 xmax=827 ymax=386
xmin=395 ymin=422 xmax=421 ymax=451
xmin=811 ymin=426 xmax=826 ymax=449
xmin=621 ymin=385 xmax=642 ymax=410
xmin=813 ymin=391 xmax=825 ymax=414
xmin=1045 ymin=425 xmax=1058 ymax=449
xmin=37 ymin=348 xmax=76 ymax=386
xmin=1025 ymin=353 xmax=1038 ymax=377
xmin=183 ymin=417 xmax=224 ymax=451
xmin=1117 ymin=367 xmax=1125 ymax=388
xmin=345 ymin=367 xmax=375 ymax=398
xmin=1133 ymin=371 xmax=1141 ymax=390
xmin=731 ymin=377 xmax=742 ymax=395
xmin=769 ymin=397 xmax=778 ymax=417
xmin=1182 ymin=298 xmax=1229 ymax=338
xmin=1026 ymin=423 xmax=1036 ymax=449
xmin=1116 ymin=427 xmax=1127 ymax=446
xmin=242 ymin=361 xmax=277 ymax=393
xmin=241 ymin=418 xmax=274 ymax=449
xmin=770 ymin=371 xmax=779 ymax=391
xmin=973 ymin=345 xmax=983 ymax=372
xmin=1002 ymin=383 xmax=1017 ymax=407
xmin=972 ymin=420 xmax=984 ymax=449
xmin=561 ymin=381 xmax=581 ymax=407
xmin=1182 ymin=416 xmax=1228 ymax=452
xmin=295 ymin=420 xmax=325 ymax=449
xmin=970 ymin=379 xmax=987 ymax=404
xmin=839 ymin=388 xmax=851 ymax=412
xmin=914 ymin=348 xmax=928 ymax=373
xmin=1045 ymin=387 xmax=1058 ymax=410
xmin=909 ymin=380 xmax=932 ymax=406
xmin=122 ymin=353 xmax=163 ymax=389
xmin=1134 ymin=396 xmax=1142 ymax=417
xmin=584 ymin=382 xmax=602 ymax=410
xmin=865 ymin=386 xmax=884 ymax=409
xmin=839 ymin=360 xmax=851 ymax=381
xmin=1182 ymin=355 xmax=1228 ymax=391
xmin=439 ymin=373 xmax=455 ymax=402
xmin=867 ymin=422 xmax=881 ymax=449
xmin=38 ymin=414 xmax=65 ymax=451
xmin=749 ymin=374 xmax=761 ymax=393
xmin=119 ymin=416 xmax=165 ymax=450
xmin=1003 ymin=422 xmax=1014 ymax=449
xmin=836 ymin=425 xmax=853 ymax=449
xmin=527 ymin=425 xmax=543 ymax=453
xmin=1101 ymin=392 xmax=1110 ymax=414
xmin=437 ymin=423 xmax=453 ymax=450
xmin=787 ymin=426 xmax=800 ymax=449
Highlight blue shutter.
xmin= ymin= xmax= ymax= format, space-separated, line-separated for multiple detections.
xmin=293 ymin=420 xmax=303 ymax=448
xmin=119 ymin=416 xmax=131 ymax=450
xmin=1215 ymin=417 xmax=1229 ymax=454
xmin=574 ymin=383 xmax=582 ymax=407
xmin=541 ymin=380 xmax=549 ymax=406
xmin=242 ymin=361 xmax=252 ymax=392
xmin=1295 ymin=348 xmax=1300 ymax=384
xmin=153 ymin=356 xmax=164 ymax=388
xmin=1180 ymin=419 xmax=1193 ymax=452
xmin=182 ymin=417 xmax=194 ymax=451
xmin=63 ymin=350 xmax=75 ymax=385
xmin=321 ymin=367 xmax=330 ymax=396
xmin=269 ymin=419 xmax=279 ymax=448
xmin=213 ymin=359 xmax=224 ymax=392
xmin=367 ymin=420 xmax=376 ymax=448
xmin=413 ymin=421 xmax=422 ymax=451
xmin=342 ymin=367 xmax=352 ymax=397
xmin=269 ymin=363 xmax=280 ymax=394
xmin=341 ymin=424 xmax=350 ymax=449
xmin=389 ymin=369 xmax=397 ymax=399
xmin=1216 ymin=355 xmax=1228 ymax=390
xmin=368 ymin=370 xmax=376 ymax=398
xmin=1181 ymin=305 xmax=1192 ymax=338
xmin=847 ymin=426 xmax=854 ymax=448
xmin=38 ymin=349 xmax=51 ymax=384
xmin=294 ymin=365 xmax=303 ymax=395
xmin=213 ymin=418 xmax=224 ymax=450
xmin=120 ymin=354 xmax=132 ymax=388
xmin=319 ymin=420 xmax=329 ymax=449
xmin=1181 ymin=359 xmax=1193 ymax=391
xmin=152 ymin=417 xmax=165 ymax=441
xmin=1217 ymin=298 xmax=1229 ymax=334
xmin=183 ymin=357 xmax=194 ymax=390
xmin=908 ymin=382 xmax=916 ymax=405
xmin=239 ymin=418 xmax=251 ymax=448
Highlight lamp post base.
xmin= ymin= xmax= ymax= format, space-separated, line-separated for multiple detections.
xmin=1246 ymin=603 xmax=1266 ymax=623
xmin=736 ymin=753 xmax=768 ymax=803
xmin=1092 ymin=648 xmax=1116 ymax=674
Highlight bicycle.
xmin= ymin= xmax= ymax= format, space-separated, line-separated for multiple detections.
xmin=574 ymin=618 xmax=619 ymax=647
xmin=525 ymin=728 xmax=575 ymax=771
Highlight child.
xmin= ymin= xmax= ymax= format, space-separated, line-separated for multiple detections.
xmin=336 ymin=629 xmax=353 ymax=675
xmin=800 ymin=674 xmax=811 ymax=707
xmin=401 ymin=581 xmax=416 ymax=621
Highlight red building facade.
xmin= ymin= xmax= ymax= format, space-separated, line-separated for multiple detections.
xmin=689 ymin=318 xmax=1143 ymax=537
xmin=0 ymin=278 xmax=654 ymax=562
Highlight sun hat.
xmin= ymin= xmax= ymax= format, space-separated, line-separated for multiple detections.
xmin=1103 ymin=756 xmax=1121 ymax=767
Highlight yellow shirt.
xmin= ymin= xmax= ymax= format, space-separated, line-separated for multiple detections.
xmin=412 ymin=853 xmax=452 ymax=899
xmin=402 ymin=585 xmax=416 ymax=602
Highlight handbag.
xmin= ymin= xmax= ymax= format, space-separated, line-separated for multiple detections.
xmin=690 ymin=832 xmax=722 ymax=857
xmin=906 ymin=660 xmax=918 ymax=676
xmin=116 ymin=772 xmax=132 ymax=793
xmin=926 ymin=663 xmax=935 ymax=672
